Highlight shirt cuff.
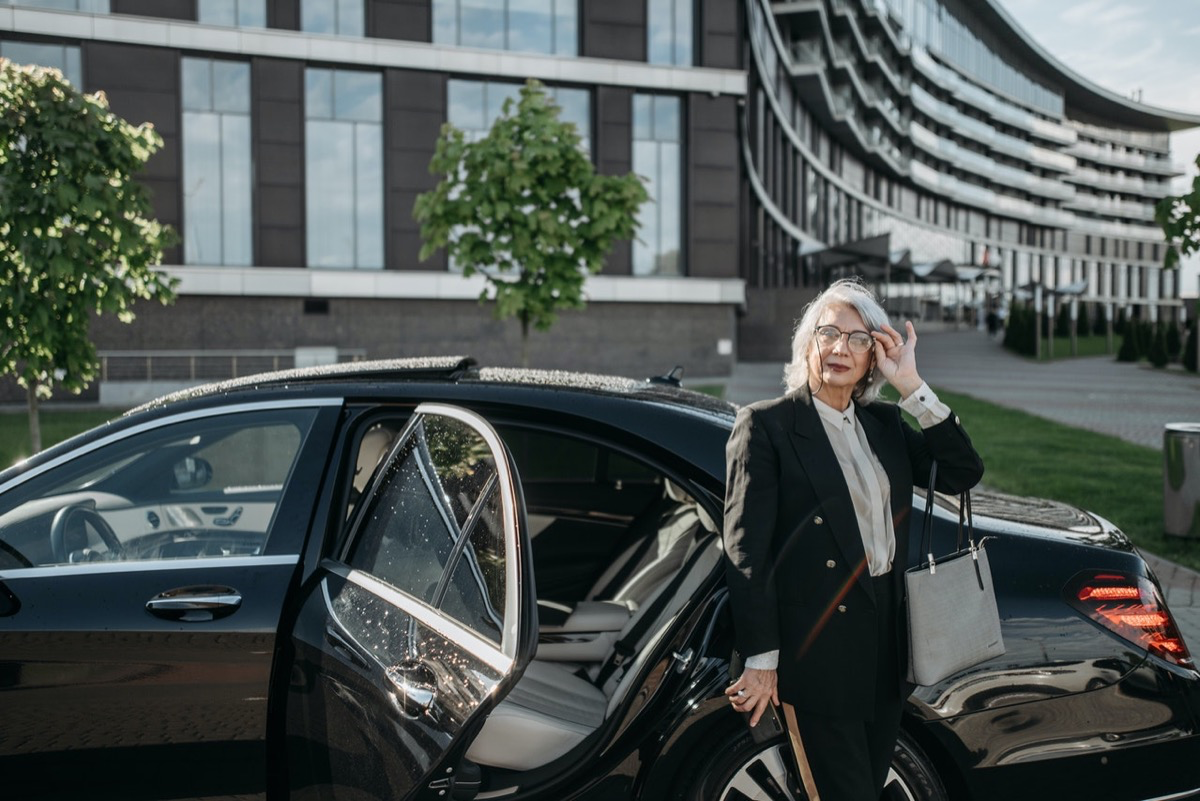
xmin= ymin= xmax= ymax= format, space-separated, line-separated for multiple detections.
xmin=744 ymin=650 xmax=779 ymax=670
xmin=898 ymin=381 xmax=951 ymax=429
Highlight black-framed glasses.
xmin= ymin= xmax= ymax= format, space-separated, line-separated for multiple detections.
xmin=814 ymin=325 xmax=873 ymax=353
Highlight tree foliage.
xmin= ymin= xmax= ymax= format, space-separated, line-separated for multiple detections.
xmin=1148 ymin=324 xmax=1169 ymax=368
xmin=414 ymin=79 xmax=648 ymax=365
xmin=0 ymin=59 xmax=177 ymax=451
xmin=1155 ymin=153 xmax=1200 ymax=269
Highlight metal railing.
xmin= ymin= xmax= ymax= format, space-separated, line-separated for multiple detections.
xmin=97 ymin=349 xmax=369 ymax=383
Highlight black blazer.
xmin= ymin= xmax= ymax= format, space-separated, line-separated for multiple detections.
xmin=723 ymin=389 xmax=984 ymax=718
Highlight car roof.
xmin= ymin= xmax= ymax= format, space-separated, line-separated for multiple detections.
xmin=127 ymin=356 xmax=736 ymax=420
xmin=0 ymin=358 xmax=736 ymax=493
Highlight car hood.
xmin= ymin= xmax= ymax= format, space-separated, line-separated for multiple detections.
xmin=926 ymin=489 xmax=1136 ymax=553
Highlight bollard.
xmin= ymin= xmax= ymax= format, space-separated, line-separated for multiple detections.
xmin=1165 ymin=423 xmax=1200 ymax=537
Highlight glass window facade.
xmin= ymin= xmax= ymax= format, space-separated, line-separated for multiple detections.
xmin=305 ymin=68 xmax=384 ymax=269
xmin=181 ymin=58 xmax=254 ymax=266
xmin=632 ymin=94 xmax=682 ymax=276
xmin=301 ymin=0 xmax=363 ymax=36
xmin=433 ymin=0 xmax=577 ymax=56
xmin=447 ymin=79 xmax=590 ymax=153
xmin=0 ymin=41 xmax=82 ymax=87
xmin=0 ymin=0 xmax=108 ymax=11
xmin=197 ymin=0 xmax=266 ymax=27
xmin=647 ymin=0 xmax=692 ymax=66
xmin=878 ymin=0 xmax=1062 ymax=117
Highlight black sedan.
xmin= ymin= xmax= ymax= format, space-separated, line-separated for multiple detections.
xmin=0 ymin=357 xmax=1197 ymax=801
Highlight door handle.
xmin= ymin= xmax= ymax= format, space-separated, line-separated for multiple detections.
xmin=385 ymin=660 xmax=438 ymax=718
xmin=146 ymin=585 xmax=242 ymax=622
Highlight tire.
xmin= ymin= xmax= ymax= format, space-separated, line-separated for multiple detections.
xmin=688 ymin=727 xmax=948 ymax=801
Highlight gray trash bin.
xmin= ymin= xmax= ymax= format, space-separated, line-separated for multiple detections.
xmin=1165 ymin=423 xmax=1200 ymax=538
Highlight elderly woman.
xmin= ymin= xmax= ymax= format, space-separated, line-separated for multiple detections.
xmin=722 ymin=279 xmax=983 ymax=800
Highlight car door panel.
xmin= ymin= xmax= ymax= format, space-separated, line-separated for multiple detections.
xmin=284 ymin=403 xmax=535 ymax=801
xmin=0 ymin=557 xmax=297 ymax=798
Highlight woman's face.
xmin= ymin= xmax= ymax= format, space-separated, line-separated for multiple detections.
xmin=807 ymin=303 xmax=873 ymax=397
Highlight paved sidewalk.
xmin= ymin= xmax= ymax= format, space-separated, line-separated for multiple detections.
xmin=707 ymin=330 xmax=1200 ymax=656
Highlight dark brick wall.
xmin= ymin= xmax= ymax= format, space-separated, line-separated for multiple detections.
xmin=581 ymin=0 xmax=645 ymax=62
xmin=267 ymin=0 xmax=300 ymax=30
xmin=688 ymin=94 xmax=738 ymax=279
xmin=253 ymin=58 xmax=305 ymax=267
xmin=369 ymin=0 xmax=431 ymax=41
xmin=386 ymin=68 xmax=446 ymax=270
xmin=596 ymin=86 xmax=634 ymax=276
xmin=83 ymin=295 xmax=736 ymax=377
xmin=83 ymin=42 xmax=182 ymax=264
xmin=737 ymin=287 xmax=819 ymax=362
xmin=111 ymin=0 xmax=194 ymax=20
xmin=699 ymin=0 xmax=739 ymax=69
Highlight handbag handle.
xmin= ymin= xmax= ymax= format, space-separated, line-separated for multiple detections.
xmin=920 ymin=461 xmax=978 ymax=570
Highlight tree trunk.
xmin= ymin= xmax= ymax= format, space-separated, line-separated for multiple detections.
xmin=27 ymin=381 xmax=42 ymax=455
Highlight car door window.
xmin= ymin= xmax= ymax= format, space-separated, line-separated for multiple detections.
xmin=0 ymin=408 xmax=317 ymax=568
xmin=344 ymin=411 xmax=509 ymax=645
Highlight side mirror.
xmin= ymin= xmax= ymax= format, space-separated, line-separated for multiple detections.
xmin=172 ymin=457 xmax=213 ymax=491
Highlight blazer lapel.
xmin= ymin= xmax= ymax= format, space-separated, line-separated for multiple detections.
xmin=786 ymin=391 xmax=875 ymax=602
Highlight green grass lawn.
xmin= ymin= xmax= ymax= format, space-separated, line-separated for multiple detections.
xmin=881 ymin=385 xmax=1200 ymax=571
xmin=1036 ymin=335 xmax=1112 ymax=360
xmin=1 ymin=409 xmax=121 ymax=469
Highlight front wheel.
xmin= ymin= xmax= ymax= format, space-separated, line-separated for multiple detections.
xmin=688 ymin=727 xmax=947 ymax=801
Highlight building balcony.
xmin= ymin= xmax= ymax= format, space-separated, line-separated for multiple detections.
xmin=911 ymin=85 xmax=1076 ymax=173
xmin=911 ymin=47 xmax=1076 ymax=146
xmin=1065 ymin=140 xmax=1183 ymax=176
xmin=1064 ymin=166 xmax=1169 ymax=200
xmin=910 ymin=122 xmax=1075 ymax=202
xmin=1063 ymin=192 xmax=1156 ymax=222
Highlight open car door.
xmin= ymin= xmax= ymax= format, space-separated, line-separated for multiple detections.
xmin=284 ymin=403 xmax=537 ymax=800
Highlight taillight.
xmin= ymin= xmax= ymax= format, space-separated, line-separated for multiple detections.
xmin=1065 ymin=571 xmax=1194 ymax=669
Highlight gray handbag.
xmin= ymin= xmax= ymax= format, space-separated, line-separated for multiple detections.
xmin=905 ymin=462 xmax=1005 ymax=686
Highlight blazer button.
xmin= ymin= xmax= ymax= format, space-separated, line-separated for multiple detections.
xmin=814 ymin=516 xmax=824 ymax=525
xmin=955 ymin=415 xmax=961 ymax=425
xmin=837 ymin=604 xmax=847 ymax=613
xmin=826 ymin=560 xmax=836 ymax=568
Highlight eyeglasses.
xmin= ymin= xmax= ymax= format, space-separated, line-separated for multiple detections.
xmin=814 ymin=325 xmax=874 ymax=354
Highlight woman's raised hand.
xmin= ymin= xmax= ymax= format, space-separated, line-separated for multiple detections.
xmin=871 ymin=321 xmax=924 ymax=398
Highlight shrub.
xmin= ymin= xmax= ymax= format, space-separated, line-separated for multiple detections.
xmin=1055 ymin=303 xmax=1071 ymax=338
xmin=1166 ymin=321 xmax=1183 ymax=361
xmin=1184 ymin=321 xmax=1198 ymax=373
xmin=1117 ymin=329 xmax=1140 ymax=362
xmin=1148 ymin=325 xmax=1170 ymax=368
xmin=1077 ymin=303 xmax=1090 ymax=337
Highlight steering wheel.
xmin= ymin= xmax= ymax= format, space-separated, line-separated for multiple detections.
xmin=50 ymin=503 xmax=124 ymax=564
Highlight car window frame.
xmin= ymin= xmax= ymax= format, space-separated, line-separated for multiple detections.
xmin=0 ymin=398 xmax=343 ymax=572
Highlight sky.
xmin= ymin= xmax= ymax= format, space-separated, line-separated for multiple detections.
xmin=995 ymin=0 xmax=1200 ymax=297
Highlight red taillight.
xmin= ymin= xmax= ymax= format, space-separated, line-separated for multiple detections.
xmin=1066 ymin=570 xmax=1194 ymax=669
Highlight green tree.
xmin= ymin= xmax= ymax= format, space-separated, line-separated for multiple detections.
xmin=1155 ymin=153 xmax=1200 ymax=269
xmin=0 ymin=59 xmax=177 ymax=453
xmin=1076 ymin=303 xmax=1090 ymax=338
xmin=414 ymin=79 xmax=649 ymax=366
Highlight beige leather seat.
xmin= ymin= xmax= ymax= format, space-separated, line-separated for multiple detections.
xmin=466 ymin=533 xmax=723 ymax=772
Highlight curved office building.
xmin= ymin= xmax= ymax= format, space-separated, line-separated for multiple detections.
xmin=741 ymin=0 xmax=1200 ymax=357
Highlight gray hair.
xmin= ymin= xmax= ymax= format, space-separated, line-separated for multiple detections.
xmin=782 ymin=278 xmax=891 ymax=402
